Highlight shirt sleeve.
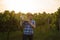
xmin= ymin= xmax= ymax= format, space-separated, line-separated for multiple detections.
xmin=32 ymin=20 xmax=36 ymax=25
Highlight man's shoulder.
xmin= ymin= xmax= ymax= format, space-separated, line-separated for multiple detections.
xmin=31 ymin=20 xmax=35 ymax=24
xmin=32 ymin=20 xmax=35 ymax=22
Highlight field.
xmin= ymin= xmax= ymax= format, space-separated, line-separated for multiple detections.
xmin=0 ymin=7 xmax=60 ymax=40
xmin=0 ymin=26 xmax=60 ymax=40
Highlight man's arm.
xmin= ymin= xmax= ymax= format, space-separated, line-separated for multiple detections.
xmin=28 ymin=21 xmax=36 ymax=28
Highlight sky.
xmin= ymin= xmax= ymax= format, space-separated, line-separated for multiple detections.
xmin=0 ymin=0 xmax=60 ymax=13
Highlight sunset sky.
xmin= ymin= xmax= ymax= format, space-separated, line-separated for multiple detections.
xmin=0 ymin=0 xmax=60 ymax=13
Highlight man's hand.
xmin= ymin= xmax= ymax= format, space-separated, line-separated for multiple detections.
xmin=28 ymin=21 xmax=36 ymax=28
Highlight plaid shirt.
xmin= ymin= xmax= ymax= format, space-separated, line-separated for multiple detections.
xmin=23 ymin=20 xmax=35 ymax=35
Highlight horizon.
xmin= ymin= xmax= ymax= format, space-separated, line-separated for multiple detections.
xmin=0 ymin=0 xmax=60 ymax=13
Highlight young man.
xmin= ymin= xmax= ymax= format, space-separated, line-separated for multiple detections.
xmin=22 ymin=13 xmax=36 ymax=40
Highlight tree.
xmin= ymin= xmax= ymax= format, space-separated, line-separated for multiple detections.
xmin=56 ymin=7 xmax=60 ymax=31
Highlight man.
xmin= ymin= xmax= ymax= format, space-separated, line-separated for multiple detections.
xmin=22 ymin=13 xmax=36 ymax=40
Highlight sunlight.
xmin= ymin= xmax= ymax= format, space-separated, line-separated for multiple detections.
xmin=0 ymin=0 xmax=60 ymax=13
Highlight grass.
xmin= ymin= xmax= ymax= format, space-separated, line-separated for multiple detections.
xmin=0 ymin=26 xmax=60 ymax=40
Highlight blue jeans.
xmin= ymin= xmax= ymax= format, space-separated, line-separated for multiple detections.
xmin=23 ymin=34 xmax=33 ymax=40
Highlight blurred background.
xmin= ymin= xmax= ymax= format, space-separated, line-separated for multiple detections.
xmin=0 ymin=0 xmax=60 ymax=40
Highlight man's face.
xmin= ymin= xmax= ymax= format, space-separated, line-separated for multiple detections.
xmin=28 ymin=15 xmax=33 ymax=20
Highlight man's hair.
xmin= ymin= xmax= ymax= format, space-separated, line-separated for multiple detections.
xmin=26 ymin=13 xmax=33 ymax=17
